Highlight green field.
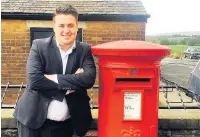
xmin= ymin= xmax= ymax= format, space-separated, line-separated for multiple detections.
xmin=165 ymin=45 xmax=188 ymax=54
xmin=164 ymin=45 xmax=200 ymax=54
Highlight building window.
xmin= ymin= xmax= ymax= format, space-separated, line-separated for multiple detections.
xmin=30 ymin=27 xmax=83 ymax=46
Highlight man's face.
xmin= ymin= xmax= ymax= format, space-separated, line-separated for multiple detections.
xmin=53 ymin=14 xmax=78 ymax=46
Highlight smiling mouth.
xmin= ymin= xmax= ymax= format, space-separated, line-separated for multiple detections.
xmin=63 ymin=36 xmax=71 ymax=38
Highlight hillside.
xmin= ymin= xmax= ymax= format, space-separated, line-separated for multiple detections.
xmin=147 ymin=31 xmax=200 ymax=37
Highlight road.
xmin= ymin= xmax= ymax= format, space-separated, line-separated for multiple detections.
xmin=161 ymin=58 xmax=199 ymax=89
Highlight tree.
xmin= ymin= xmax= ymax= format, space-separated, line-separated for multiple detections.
xmin=180 ymin=38 xmax=188 ymax=45
xmin=160 ymin=39 xmax=170 ymax=45
xmin=188 ymin=37 xmax=200 ymax=46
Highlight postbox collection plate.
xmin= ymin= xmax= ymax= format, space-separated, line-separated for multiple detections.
xmin=124 ymin=91 xmax=142 ymax=121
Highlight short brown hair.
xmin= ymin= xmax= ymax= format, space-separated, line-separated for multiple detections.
xmin=53 ymin=4 xmax=78 ymax=21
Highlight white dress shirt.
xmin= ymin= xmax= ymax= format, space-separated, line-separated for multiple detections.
xmin=47 ymin=41 xmax=76 ymax=121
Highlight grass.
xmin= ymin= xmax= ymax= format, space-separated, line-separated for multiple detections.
xmin=163 ymin=45 xmax=200 ymax=58
xmin=165 ymin=45 xmax=188 ymax=54
xmin=165 ymin=45 xmax=200 ymax=54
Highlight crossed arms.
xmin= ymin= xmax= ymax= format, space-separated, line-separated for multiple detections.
xmin=27 ymin=40 xmax=96 ymax=100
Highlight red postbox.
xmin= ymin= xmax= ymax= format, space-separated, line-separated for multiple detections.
xmin=91 ymin=40 xmax=170 ymax=137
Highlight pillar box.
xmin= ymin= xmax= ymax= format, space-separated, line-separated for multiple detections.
xmin=91 ymin=40 xmax=170 ymax=137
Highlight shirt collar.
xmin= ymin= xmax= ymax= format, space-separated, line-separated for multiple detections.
xmin=56 ymin=41 xmax=76 ymax=54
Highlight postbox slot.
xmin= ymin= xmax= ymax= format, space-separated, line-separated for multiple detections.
xmin=116 ymin=78 xmax=150 ymax=82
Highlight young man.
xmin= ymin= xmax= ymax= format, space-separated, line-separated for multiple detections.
xmin=14 ymin=4 xmax=96 ymax=137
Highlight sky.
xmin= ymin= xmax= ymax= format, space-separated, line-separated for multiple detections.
xmin=141 ymin=0 xmax=200 ymax=35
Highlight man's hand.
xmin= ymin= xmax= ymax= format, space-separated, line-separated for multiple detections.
xmin=75 ymin=68 xmax=84 ymax=74
xmin=44 ymin=74 xmax=57 ymax=82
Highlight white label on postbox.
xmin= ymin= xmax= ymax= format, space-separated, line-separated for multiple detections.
xmin=124 ymin=92 xmax=141 ymax=120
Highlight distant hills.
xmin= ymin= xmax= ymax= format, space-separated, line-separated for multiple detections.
xmin=145 ymin=31 xmax=200 ymax=46
xmin=147 ymin=31 xmax=200 ymax=37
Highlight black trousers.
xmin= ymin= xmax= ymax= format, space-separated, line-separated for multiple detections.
xmin=17 ymin=118 xmax=74 ymax=137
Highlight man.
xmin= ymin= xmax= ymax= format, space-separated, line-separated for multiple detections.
xmin=14 ymin=4 xmax=96 ymax=137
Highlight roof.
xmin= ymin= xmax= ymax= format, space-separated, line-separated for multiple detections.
xmin=1 ymin=0 xmax=150 ymax=22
